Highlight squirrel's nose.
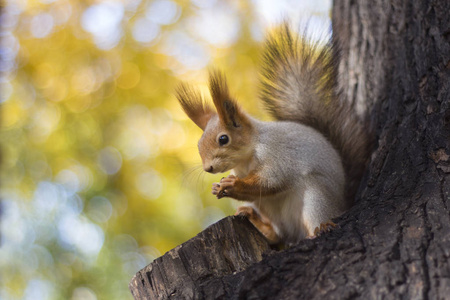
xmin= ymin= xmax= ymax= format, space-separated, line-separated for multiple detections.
xmin=205 ymin=166 xmax=213 ymax=173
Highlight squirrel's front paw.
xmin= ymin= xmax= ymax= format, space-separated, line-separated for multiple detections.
xmin=212 ymin=182 xmax=221 ymax=197
xmin=212 ymin=175 xmax=237 ymax=199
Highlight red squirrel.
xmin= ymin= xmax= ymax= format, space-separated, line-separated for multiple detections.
xmin=176 ymin=24 xmax=370 ymax=244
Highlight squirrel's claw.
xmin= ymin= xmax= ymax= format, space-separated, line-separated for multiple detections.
xmin=307 ymin=221 xmax=337 ymax=239
xmin=212 ymin=175 xmax=237 ymax=199
xmin=212 ymin=183 xmax=221 ymax=197
xmin=212 ymin=182 xmax=228 ymax=198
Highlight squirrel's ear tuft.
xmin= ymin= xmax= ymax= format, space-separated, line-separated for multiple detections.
xmin=175 ymin=83 xmax=214 ymax=131
xmin=209 ymin=70 xmax=247 ymax=128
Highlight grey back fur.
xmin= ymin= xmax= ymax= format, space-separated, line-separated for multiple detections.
xmin=260 ymin=23 xmax=371 ymax=204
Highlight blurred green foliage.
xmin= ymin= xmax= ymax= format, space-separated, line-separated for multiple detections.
xmin=1 ymin=0 xmax=330 ymax=298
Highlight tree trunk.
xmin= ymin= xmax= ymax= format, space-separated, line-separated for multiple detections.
xmin=130 ymin=0 xmax=450 ymax=298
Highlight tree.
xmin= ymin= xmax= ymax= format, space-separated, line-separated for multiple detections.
xmin=130 ymin=0 xmax=450 ymax=298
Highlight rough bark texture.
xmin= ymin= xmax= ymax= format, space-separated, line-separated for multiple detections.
xmin=130 ymin=0 xmax=450 ymax=298
xmin=129 ymin=216 xmax=272 ymax=299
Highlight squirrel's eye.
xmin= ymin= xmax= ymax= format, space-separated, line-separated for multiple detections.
xmin=218 ymin=135 xmax=229 ymax=146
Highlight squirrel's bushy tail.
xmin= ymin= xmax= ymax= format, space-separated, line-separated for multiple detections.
xmin=260 ymin=23 xmax=370 ymax=203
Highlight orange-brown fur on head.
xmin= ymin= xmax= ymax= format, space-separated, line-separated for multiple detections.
xmin=175 ymin=83 xmax=214 ymax=130
xmin=176 ymin=71 xmax=255 ymax=173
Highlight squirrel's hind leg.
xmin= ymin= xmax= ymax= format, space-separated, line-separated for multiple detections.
xmin=306 ymin=221 xmax=337 ymax=239
xmin=235 ymin=206 xmax=280 ymax=244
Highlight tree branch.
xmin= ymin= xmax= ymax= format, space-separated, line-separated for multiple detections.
xmin=129 ymin=216 xmax=272 ymax=299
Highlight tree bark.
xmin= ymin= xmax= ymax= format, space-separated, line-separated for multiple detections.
xmin=129 ymin=216 xmax=272 ymax=299
xmin=130 ymin=0 xmax=450 ymax=298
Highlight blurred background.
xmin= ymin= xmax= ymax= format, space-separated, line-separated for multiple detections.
xmin=0 ymin=0 xmax=330 ymax=299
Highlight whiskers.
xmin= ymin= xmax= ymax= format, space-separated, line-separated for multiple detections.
xmin=181 ymin=164 xmax=207 ymax=192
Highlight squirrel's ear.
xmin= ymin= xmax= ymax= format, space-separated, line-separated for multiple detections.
xmin=176 ymin=83 xmax=214 ymax=131
xmin=209 ymin=70 xmax=246 ymax=128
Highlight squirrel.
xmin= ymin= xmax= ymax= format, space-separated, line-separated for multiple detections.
xmin=175 ymin=24 xmax=370 ymax=245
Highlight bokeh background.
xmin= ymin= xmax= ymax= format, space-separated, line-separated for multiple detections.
xmin=1 ymin=0 xmax=330 ymax=299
